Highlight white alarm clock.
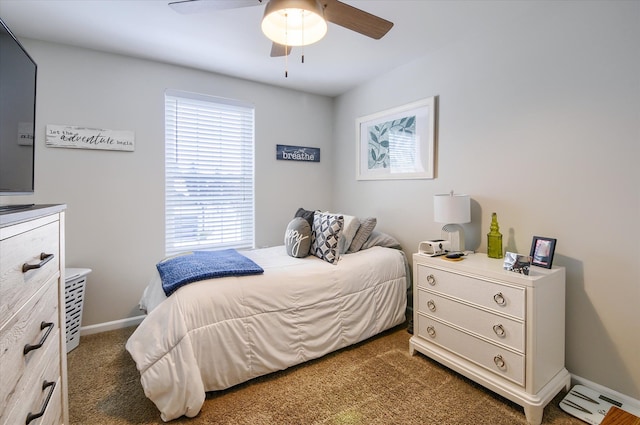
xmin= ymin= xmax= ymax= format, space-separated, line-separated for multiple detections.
xmin=418 ymin=239 xmax=451 ymax=256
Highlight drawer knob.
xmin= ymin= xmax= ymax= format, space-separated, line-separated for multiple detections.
xmin=493 ymin=292 xmax=506 ymax=306
xmin=22 ymin=252 xmax=55 ymax=273
xmin=426 ymin=325 xmax=436 ymax=337
xmin=26 ymin=380 xmax=56 ymax=425
xmin=426 ymin=274 xmax=436 ymax=285
xmin=493 ymin=354 xmax=506 ymax=369
xmin=23 ymin=322 xmax=54 ymax=355
xmin=493 ymin=324 xmax=506 ymax=337
xmin=427 ymin=299 xmax=436 ymax=311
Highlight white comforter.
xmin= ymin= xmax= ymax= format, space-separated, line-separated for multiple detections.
xmin=125 ymin=245 xmax=407 ymax=421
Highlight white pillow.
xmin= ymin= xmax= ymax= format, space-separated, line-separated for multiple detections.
xmin=338 ymin=215 xmax=361 ymax=254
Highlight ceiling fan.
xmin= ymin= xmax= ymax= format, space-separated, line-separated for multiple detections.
xmin=168 ymin=0 xmax=394 ymax=57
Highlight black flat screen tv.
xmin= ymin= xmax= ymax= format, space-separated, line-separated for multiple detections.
xmin=0 ymin=17 xmax=37 ymax=206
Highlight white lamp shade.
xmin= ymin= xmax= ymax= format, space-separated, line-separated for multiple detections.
xmin=261 ymin=0 xmax=327 ymax=46
xmin=434 ymin=193 xmax=471 ymax=224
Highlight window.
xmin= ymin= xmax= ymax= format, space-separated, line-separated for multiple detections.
xmin=164 ymin=90 xmax=255 ymax=255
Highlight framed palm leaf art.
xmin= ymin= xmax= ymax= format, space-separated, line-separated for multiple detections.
xmin=356 ymin=97 xmax=436 ymax=180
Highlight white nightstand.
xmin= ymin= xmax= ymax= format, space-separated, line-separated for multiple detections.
xmin=410 ymin=253 xmax=571 ymax=425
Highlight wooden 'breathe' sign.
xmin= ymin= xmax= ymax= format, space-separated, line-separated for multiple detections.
xmin=276 ymin=144 xmax=320 ymax=162
xmin=46 ymin=125 xmax=135 ymax=152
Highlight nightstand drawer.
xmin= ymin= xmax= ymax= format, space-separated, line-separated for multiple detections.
xmin=416 ymin=264 xmax=525 ymax=319
xmin=417 ymin=289 xmax=525 ymax=352
xmin=0 ymin=219 xmax=60 ymax=326
xmin=417 ymin=314 xmax=525 ymax=386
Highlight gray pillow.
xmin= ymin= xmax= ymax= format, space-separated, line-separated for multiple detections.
xmin=284 ymin=217 xmax=311 ymax=258
xmin=360 ymin=230 xmax=402 ymax=250
xmin=348 ymin=217 xmax=376 ymax=253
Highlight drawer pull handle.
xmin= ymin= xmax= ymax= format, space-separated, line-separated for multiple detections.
xmin=493 ymin=354 xmax=506 ymax=369
xmin=23 ymin=321 xmax=54 ymax=355
xmin=493 ymin=292 xmax=506 ymax=306
xmin=426 ymin=274 xmax=436 ymax=285
xmin=493 ymin=324 xmax=506 ymax=337
xmin=25 ymin=380 xmax=56 ymax=425
xmin=427 ymin=299 xmax=436 ymax=311
xmin=22 ymin=252 xmax=54 ymax=273
xmin=426 ymin=326 xmax=436 ymax=337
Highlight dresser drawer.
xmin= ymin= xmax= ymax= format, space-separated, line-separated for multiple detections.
xmin=417 ymin=289 xmax=525 ymax=352
xmin=0 ymin=219 xmax=60 ymax=326
xmin=416 ymin=264 xmax=525 ymax=319
xmin=417 ymin=314 xmax=525 ymax=386
xmin=29 ymin=377 xmax=63 ymax=425
xmin=0 ymin=281 xmax=60 ymax=423
xmin=0 ymin=335 xmax=61 ymax=425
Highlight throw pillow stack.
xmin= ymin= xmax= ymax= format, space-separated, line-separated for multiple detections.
xmin=284 ymin=207 xmax=380 ymax=264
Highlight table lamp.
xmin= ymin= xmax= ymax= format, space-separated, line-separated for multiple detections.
xmin=434 ymin=191 xmax=471 ymax=252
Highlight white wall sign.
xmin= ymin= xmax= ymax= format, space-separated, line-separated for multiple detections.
xmin=46 ymin=125 xmax=135 ymax=151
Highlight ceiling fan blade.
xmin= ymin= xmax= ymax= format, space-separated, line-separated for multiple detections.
xmin=169 ymin=0 xmax=262 ymax=14
xmin=270 ymin=43 xmax=292 ymax=57
xmin=322 ymin=0 xmax=393 ymax=40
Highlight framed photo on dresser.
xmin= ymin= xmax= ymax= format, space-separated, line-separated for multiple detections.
xmin=530 ymin=236 xmax=556 ymax=268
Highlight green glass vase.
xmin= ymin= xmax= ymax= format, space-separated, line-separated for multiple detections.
xmin=487 ymin=212 xmax=503 ymax=259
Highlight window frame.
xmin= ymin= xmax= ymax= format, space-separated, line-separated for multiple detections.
xmin=164 ymin=89 xmax=256 ymax=256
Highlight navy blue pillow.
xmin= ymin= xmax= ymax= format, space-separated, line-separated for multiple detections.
xmin=295 ymin=207 xmax=315 ymax=229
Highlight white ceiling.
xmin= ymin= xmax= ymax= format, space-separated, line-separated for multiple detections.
xmin=0 ymin=0 xmax=536 ymax=97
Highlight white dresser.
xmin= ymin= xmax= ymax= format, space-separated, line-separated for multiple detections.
xmin=410 ymin=253 xmax=570 ymax=425
xmin=0 ymin=205 xmax=68 ymax=425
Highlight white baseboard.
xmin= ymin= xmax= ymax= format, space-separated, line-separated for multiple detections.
xmin=571 ymin=374 xmax=640 ymax=413
xmin=79 ymin=315 xmax=145 ymax=336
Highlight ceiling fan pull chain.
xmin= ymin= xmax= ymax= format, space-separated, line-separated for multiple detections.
xmin=301 ymin=9 xmax=305 ymax=64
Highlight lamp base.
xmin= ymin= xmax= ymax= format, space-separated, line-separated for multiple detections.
xmin=442 ymin=223 xmax=465 ymax=252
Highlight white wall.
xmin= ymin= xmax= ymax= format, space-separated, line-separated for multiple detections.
xmin=332 ymin=1 xmax=639 ymax=400
xmin=11 ymin=40 xmax=334 ymax=325
xmin=3 ymin=0 xmax=637 ymax=403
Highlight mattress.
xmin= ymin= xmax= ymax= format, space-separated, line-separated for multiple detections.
xmin=125 ymin=245 xmax=408 ymax=421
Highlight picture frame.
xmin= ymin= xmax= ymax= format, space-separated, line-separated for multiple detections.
xmin=503 ymin=252 xmax=532 ymax=275
xmin=356 ymin=97 xmax=436 ymax=180
xmin=529 ymin=236 xmax=557 ymax=269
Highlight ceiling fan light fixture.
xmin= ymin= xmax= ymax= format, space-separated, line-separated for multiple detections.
xmin=261 ymin=0 xmax=327 ymax=47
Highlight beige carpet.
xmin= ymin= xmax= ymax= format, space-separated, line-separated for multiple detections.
xmin=67 ymin=325 xmax=583 ymax=424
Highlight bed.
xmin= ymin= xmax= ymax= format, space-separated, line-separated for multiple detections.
xmin=125 ymin=243 xmax=408 ymax=421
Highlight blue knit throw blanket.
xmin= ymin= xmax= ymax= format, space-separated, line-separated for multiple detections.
xmin=157 ymin=249 xmax=264 ymax=296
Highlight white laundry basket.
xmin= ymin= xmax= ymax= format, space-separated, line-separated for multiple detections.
xmin=64 ymin=268 xmax=91 ymax=353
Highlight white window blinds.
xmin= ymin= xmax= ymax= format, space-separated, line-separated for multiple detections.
xmin=164 ymin=90 xmax=255 ymax=255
